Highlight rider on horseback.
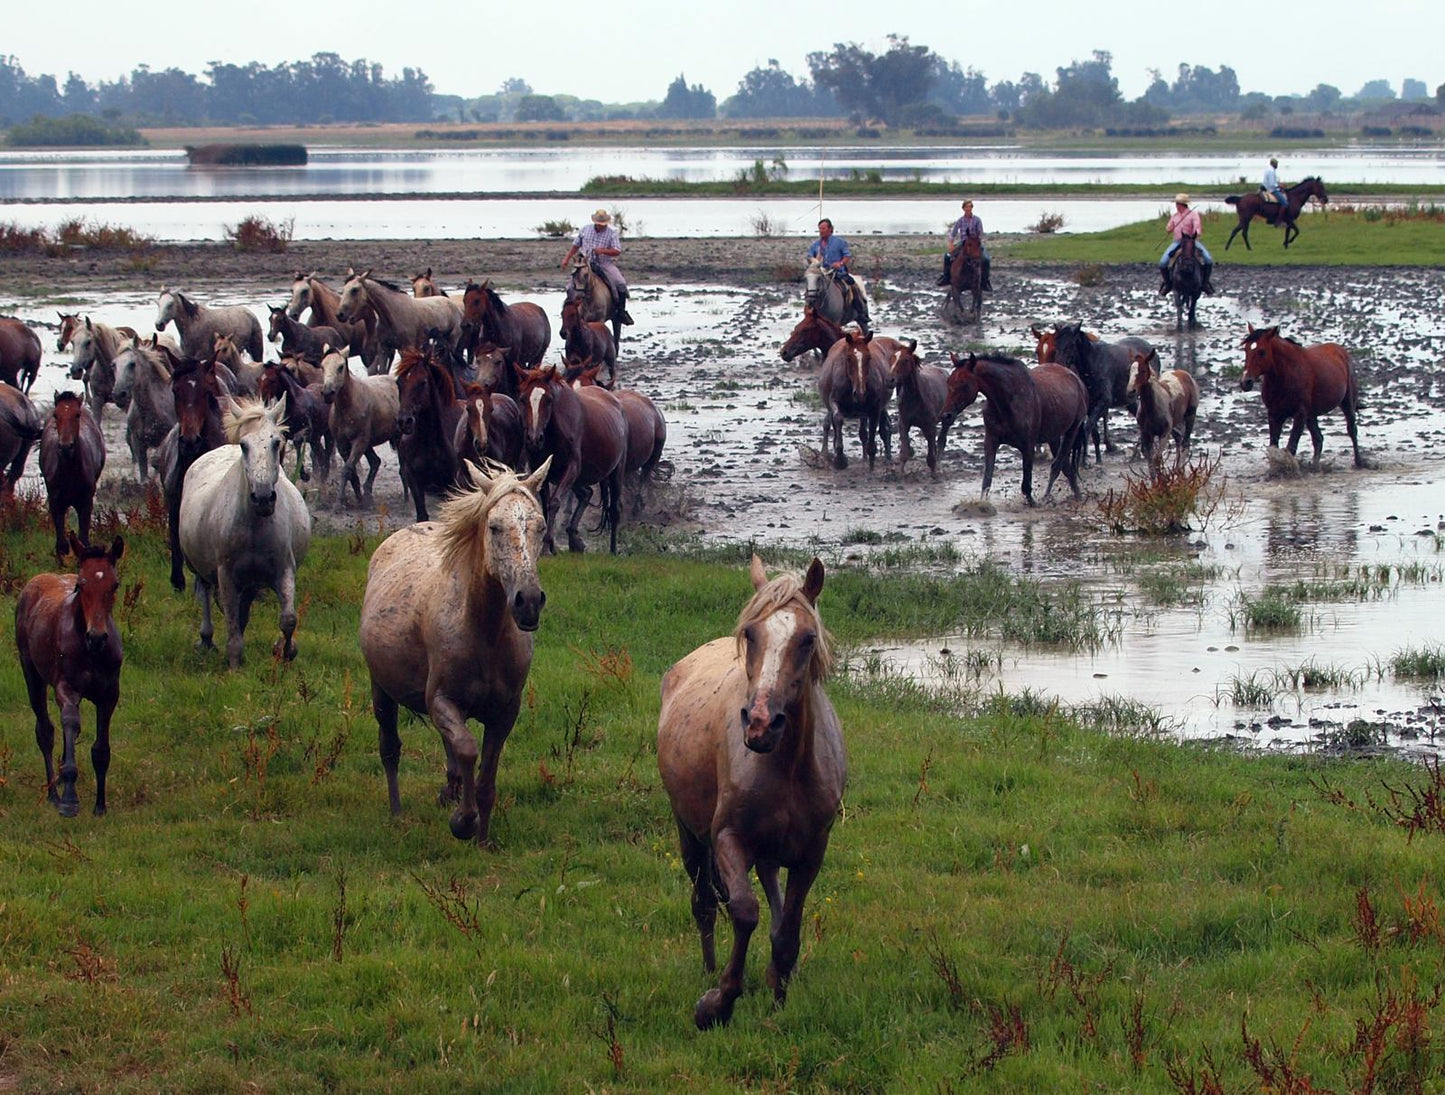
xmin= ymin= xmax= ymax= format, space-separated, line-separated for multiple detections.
xmin=1262 ymin=157 xmax=1288 ymax=212
xmin=807 ymin=218 xmax=871 ymax=329
xmin=1159 ymin=194 xmax=1216 ymax=296
xmin=936 ymin=199 xmax=992 ymax=290
xmin=561 ymin=209 xmax=633 ymax=327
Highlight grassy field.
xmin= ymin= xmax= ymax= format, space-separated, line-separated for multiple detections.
xmin=999 ymin=205 xmax=1445 ymax=266
xmin=1 ymin=505 xmax=1442 ymax=1093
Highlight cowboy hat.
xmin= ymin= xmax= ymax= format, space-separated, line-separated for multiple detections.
xmin=591 ymin=209 xmax=612 ymax=225
xmin=1174 ymin=193 xmax=1190 ymax=205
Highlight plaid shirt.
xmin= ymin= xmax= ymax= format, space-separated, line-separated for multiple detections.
xmin=573 ymin=223 xmax=621 ymax=263
xmin=948 ymin=214 xmax=984 ymax=247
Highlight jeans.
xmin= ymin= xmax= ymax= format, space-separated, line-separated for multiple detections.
xmin=1160 ymin=240 xmax=1213 ymax=269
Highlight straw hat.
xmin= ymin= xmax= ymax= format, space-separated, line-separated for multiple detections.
xmin=1174 ymin=193 xmax=1190 ymax=206
xmin=591 ymin=208 xmax=612 ymax=225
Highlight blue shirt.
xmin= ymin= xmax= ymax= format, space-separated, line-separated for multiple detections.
xmin=807 ymin=235 xmax=851 ymax=267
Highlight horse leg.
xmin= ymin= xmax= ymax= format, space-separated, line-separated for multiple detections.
xmin=831 ymin=408 xmax=846 ymax=470
xmin=897 ymin=421 xmax=913 ymax=472
xmin=91 ymin=692 xmax=116 ymax=816
xmin=22 ymin=656 xmax=60 ymax=804
xmin=54 ymin=682 xmax=84 ymax=818
xmin=859 ymin=417 xmax=874 ymax=471
xmin=167 ymin=490 xmax=186 ymax=591
xmin=980 ymin=434 xmax=998 ymax=498
xmin=678 ymin=823 xmax=718 ymax=972
xmin=878 ymin=408 xmax=892 ymax=460
xmin=607 ymin=466 xmax=623 ymax=554
xmin=217 ymin=569 xmax=247 ymax=669
xmin=473 ymin=705 xmax=519 ymax=847
xmin=765 ymin=853 xmax=824 ymax=1008
xmin=1306 ymin=417 xmax=1326 ymax=469
xmin=372 ymin=681 xmax=403 ymax=816
xmin=1342 ymin=394 xmax=1363 ymax=468
xmin=429 ymin=694 xmax=480 ymax=841
xmin=273 ymin=564 xmax=299 ymax=662
xmin=194 ymin=576 xmax=216 ymax=651
xmin=1285 ymin=415 xmax=1307 ymax=459
xmin=695 ymin=832 xmax=758 ymax=1030
xmin=1020 ymin=440 xmax=1037 ymax=506
xmin=925 ymin=424 xmax=940 ymax=479
xmin=1225 ymin=223 xmax=1240 ymax=251
xmin=49 ymin=496 xmax=69 ymax=559
xmin=361 ymin=447 xmax=382 ymax=506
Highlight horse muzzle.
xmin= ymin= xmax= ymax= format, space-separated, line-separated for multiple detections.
xmin=509 ymin=588 xmax=545 ymax=632
xmin=69 ymin=364 xmax=85 ymax=380
xmin=740 ymin=706 xmax=786 ymax=753
xmin=397 ymin=414 xmax=417 ymax=437
xmin=85 ymin=630 xmax=109 ymax=655
xmin=1239 ymin=376 xmax=1256 ymax=392
xmin=250 ymin=492 xmax=276 ymax=517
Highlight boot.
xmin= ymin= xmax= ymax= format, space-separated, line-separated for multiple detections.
xmin=936 ymin=253 xmax=951 ymax=286
xmin=1159 ymin=270 xmax=1172 ymax=295
xmin=615 ymin=294 xmax=634 ymax=326
xmin=1202 ymin=263 xmax=1215 ymax=295
xmin=982 ymin=258 xmax=993 ymax=291
xmin=853 ymin=302 xmax=872 ymax=332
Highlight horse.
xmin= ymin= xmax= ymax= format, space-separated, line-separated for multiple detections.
xmin=359 ymin=457 xmax=551 ymax=845
xmin=566 ymin=257 xmax=622 ymax=349
xmin=471 ymin=343 xmax=516 ymax=399
xmin=1127 ymin=353 xmax=1200 ymax=465
xmin=0 ymin=383 xmax=43 ymax=500
xmin=411 ymin=268 xmax=445 ymax=298
xmin=887 ymin=339 xmax=955 ymax=478
xmin=40 ymin=393 xmax=106 ymax=559
xmin=287 ymin=272 xmax=378 ymax=367
xmin=15 ymin=535 xmax=126 ymax=817
xmin=567 ymin=364 xmax=668 ymax=514
xmin=179 ymin=398 xmax=312 ymax=669
xmin=68 ymin=319 xmax=140 ymax=423
xmin=802 ymin=259 xmax=866 ymax=330
xmin=337 ymin=269 xmax=463 ymax=366
xmin=560 ymin=299 xmax=617 ymax=386
xmin=1030 ymin=324 xmax=1098 ymax=365
xmin=658 ymin=554 xmax=845 ymax=1029
xmin=267 ymin=305 xmax=342 ymax=366
xmin=395 ymin=348 xmax=466 ymax=522
xmin=1225 ymin=177 xmax=1329 ymax=250
xmin=56 ymin=312 xmax=83 ymax=354
xmin=1052 ymin=324 xmax=1157 ymax=465
xmin=944 ymin=353 xmax=1087 ymax=505
xmin=1170 ymin=233 xmax=1205 ymax=332
xmin=1240 ymin=324 xmax=1362 ymax=469
xmin=779 ymin=307 xmax=847 ymax=364
xmin=158 ymin=360 xmax=228 ymax=591
xmin=515 ymin=365 xmax=627 ymax=554
xmin=155 ymin=287 xmax=264 ymax=362
xmin=112 ymin=336 xmax=178 ymax=481
xmin=0 ymin=317 xmax=42 ymax=393
xmin=944 ymin=235 xmax=984 ymax=323
xmin=459 ymin=384 xmax=525 ymax=471
xmin=817 ymin=329 xmax=893 ymax=471
xmin=461 ymin=280 xmax=551 ymax=374
xmin=320 ymin=348 xmax=400 ymax=508
xmin=259 ymin=362 xmax=332 ymax=483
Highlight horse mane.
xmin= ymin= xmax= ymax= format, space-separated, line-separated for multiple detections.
xmin=169 ymin=289 xmax=198 ymax=318
xmin=53 ymin=390 xmax=83 ymax=407
xmin=223 ymin=397 xmax=288 ymax=443
xmin=733 ymin=571 xmax=834 ymax=683
xmin=435 ymin=460 xmax=542 ymax=574
xmin=396 ymin=348 xmax=457 ymax=402
xmin=364 ymin=275 xmax=406 ymax=294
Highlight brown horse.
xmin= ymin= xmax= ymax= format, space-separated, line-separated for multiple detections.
xmin=0 ymin=316 xmax=43 ymax=393
xmin=159 ymin=361 xmax=228 ymax=590
xmin=259 ymin=362 xmax=332 ymax=483
xmin=395 ymin=348 xmax=466 ymax=522
xmin=411 ymin=268 xmax=445 ymax=298
xmin=459 ymin=384 xmax=525 ymax=470
xmin=470 ymin=342 xmax=516 ymax=399
xmin=57 ymin=312 xmax=83 ymax=353
xmin=0 ymin=383 xmax=43 ymax=500
xmin=359 ymin=457 xmax=551 ymax=845
xmin=15 ymin=535 xmax=126 ymax=817
xmin=560 ymin=299 xmax=617 ymax=385
xmin=658 ymin=555 xmax=845 ymax=1029
xmin=40 ymin=394 xmax=107 ymax=559
xmin=779 ymin=307 xmax=848 ymax=363
xmin=887 ymin=339 xmax=955 ymax=478
xmin=268 ymin=305 xmax=343 ymax=365
xmin=567 ymin=364 xmax=668 ymax=513
xmin=1225 ymin=177 xmax=1329 ymax=250
xmin=1030 ymin=324 xmax=1099 ymax=364
xmin=817 ymin=329 xmax=893 ymax=471
xmin=944 ymin=234 xmax=983 ymax=323
xmin=945 ymin=354 xmax=1087 ymax=504
xmin=1127 ymin=353 xmax=1200 ymax=464
xmin=461 ymin=280 xmax=551 ymax=377
xmin=1240 ymin=324 xmax=1361 ymax=468
xmin=515 ymin=365 xmax=627 ymax=554
xmin=287 ymin=272 xmax=379 ymax=368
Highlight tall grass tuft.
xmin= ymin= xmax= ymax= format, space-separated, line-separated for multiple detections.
xmin=1099 ymin=451 xmax=1232 ymax=535
xmin=1393 ymin=643 xmax=1445 ymax=679
xmin=224 ymin=214 xmax=294 ymax=253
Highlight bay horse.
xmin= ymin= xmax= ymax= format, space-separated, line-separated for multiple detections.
xmin=268 ymin=305 xmax=343 ymax=365
xmin=287 ymin=272 xmax=379 ymax=368
xmin=802 ymin=259 xmax=866 ymax=330
xmin=0 ymin=383 xmax=43 ymax=500
xmin=338 ymin=269 xmax=463 ymax=365
xmin=179 ymin=398 xmax=312 ymax=669
xmin=560 ymin=298 xmax=617 ymax=386
xmin=817 ymin=329 xmax=893 ymax=471
xmin=566 ymin=257 xmax=622 ymax=349
xmin=462 ymin=280 xmax=551 ymax=373
xmin=658 ymin=554 xmax=845 ymax=1029
xmin=567 ymin=364 xmax=668 ymax=513
xmin=0 ymin=316 xmax=42 ymax=393
xmin=887 ymin=339 xmax=955 ymax=478
xmin=1052 ymin=324 xmax=1157 ymax=465
xmin=15 ymin=534 xmax=126 ymax=817
xmin=1225 ymin=177 xmax=1329 ymax=250
xmin=159 ymin=360 xmax=228 ymax=591
xmin=320 ymin=348 xmax=400 ymax=508
xmin=395 ymin=347 xmax=466 ymax=522
xmin=1240 ymin=324 xmax=1362 ymax=468
xmin=944 ymin=353 xmax=1087 ymax=504
xmin=1127 ymin=353 xmax=1200 ymax=464
xmin=1030 ymin=324 xmax=1098 ymax=365
xmin=259 ymin=362 xmax=332 ymax=483
xmin=459 ymin=384 xmax=525 ymax=471
xmin=359 ymin=457 xmax=552 ymax=845
xmin=1170 ymin=233 xmax=1205 ymax=332
xmin=112 ymin=336 xmax=177 ymax=482
xmin=779 ymin=307 xmax=847 ymax=364
xmin=471 ymin=343 xmax=516 ymax=400
xmin=944 ymin=235 xmax=983 ymax=323
xmin=411 ymin=268 xmax=445 ymax=298
xmin=40 ymin=393 xmax=106 ymax=559
xmin=515 ymin=364 xmax=627 ymax=554
xmin=155 ymin=287 xmax=264 ymax=361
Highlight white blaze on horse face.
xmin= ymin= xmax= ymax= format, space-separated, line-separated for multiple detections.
xmin=155 ymin=291 xmax=176 ymax=331
xmin=527 ymin=387 xmax=546 ymax=444
xmin=287 ymin=281 xmax=310 ymax=320
xmin=749 ymin=610 xmax=801 ymax=725
xmin=321 ymin=353 xmax=347 ymax=396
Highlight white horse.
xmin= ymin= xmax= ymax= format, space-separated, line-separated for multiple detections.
xmin=802 ymin=259 xmax=867 ymax=329
xmin=112 ymin=337 xmax=178 ymax=481
xmin=320 ymin=348 xmax=399 ymax=508
xmin=155 ymin=287 xmax=265 ymax=362
xmin=179 ymin=398 xmax=312 ymax=669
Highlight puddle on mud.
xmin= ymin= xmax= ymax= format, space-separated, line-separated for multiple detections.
xmin=6 ymin=265 xmax=1444 ymax=757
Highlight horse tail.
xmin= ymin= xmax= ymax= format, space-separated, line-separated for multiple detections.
xmin=1224 ymin=195 xmax=1241 ymax=206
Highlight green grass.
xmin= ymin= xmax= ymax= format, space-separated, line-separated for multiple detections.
xmin=1000 ymin=208 xmax=1445 ymax=266
xmin=1 ymin=513 xmax=1443 ymax=1093
xmin=1393 ymin=643 xmax=1445 ymax=679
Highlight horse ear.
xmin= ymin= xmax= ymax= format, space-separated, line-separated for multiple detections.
xmin=749 ymin=554 xmax=768 ymax=591
xmin=1246 ymin=322 xmax=1256 ymax=334
xmin=268 ymin=394 xmax=288 ymax=423
xmin=522 ymin=455 xmax=552 ymax=494
xmin=1030 ymin=325 xmax=1042 ymax=338
xmin=905 ymin=338 xmax=917 ymax=354
xmin=109 ymin=536 xmax=125 ymax=564
xmin=424 ymin=267 xmax=432 ymax=279
xmin=802 ymin=557 xmax=825 ymax=604
xmin=949 ymin=351 xmax=962 ymax=367
xmin=85 ymin=316 xmax=94 ymax=331
xmin=66 ymin=531 xmax=83 ymax=559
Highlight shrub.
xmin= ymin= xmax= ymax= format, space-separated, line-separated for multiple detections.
xmin=750 ymin=210 xmax=779 ymax=238
xmin=535 ymin=219 xmax=575 ymax=239
xmin=1098 ymin=450 xmax=1231 ymax=535
xmin=224 ymin=215 xmax=294 ymax=253
xmin=0 ymin=218 xmax=153 ymax=255
xmin=1030 ymin=211 xmax=1066 ymax=234
xmin=5 ymin=114 xmax=144 ymax=147
xmin=1071 ymin=263 xmax=1103 ymax=286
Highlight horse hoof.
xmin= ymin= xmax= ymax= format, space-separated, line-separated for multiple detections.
xmin=568 ymin=537 xmax=587 ymax=553
xmin=195 ymin=638 xmax=215 ymax=653
xmin=171 ymin=576 xmax=185 ymax=593
xmin=694 ymin=990 xmax=734 ymax=1030
xmin=57 ymin=799 xmax=79 ymax=819
xmin=93 ymin=804 xmax=107 ymax=818
xmin=449 ymin=809 xmax=479 ymax=841
xmin=832 ymin=454 xmax=847 ymax=470
xmin=274 ymin=637 xmax=298 ymax=661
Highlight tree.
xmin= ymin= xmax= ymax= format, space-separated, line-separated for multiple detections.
xmin=722 ymin=61 xmax=832 ymax=118
xmin=656 ymin=74 xmax=716 ymax=120
xmin=1304 ymin=84 xmax=1341 ymax=111
xmin=515 ymin=94 xmax=565 ymax=122
xmin=807 ymin=35 xmax=937 ymax=126
xmin=1401 ymin=78 xmax=1428 ymax=101
xmin=930 ymin=61 xmax=990 ymax=116
xmin=1356 ymin=79 xmax=1395 ymax=100
xmin=499 ymin=77 xmax=532 ymax=95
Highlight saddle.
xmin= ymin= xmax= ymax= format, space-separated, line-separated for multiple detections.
xmin=1258 ymin=187 xmax=1280 ymax=204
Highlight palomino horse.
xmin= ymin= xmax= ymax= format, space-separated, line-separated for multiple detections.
xmin=259 ymin=362 xmax=332 ymax=483
xmin=15 ymin=535 xmax=126 ymax=817
xmin=411 ymin=268 xmax=445 ymax=298
xmin=802 ymin=259 xmax=866 ymax=330
xmin=112 ymin=336 xmax=178 ymax=481
xmin=944 ymin=235 xmax=984 ymax=323
xmin=268 ymin=305 xmax=342 ymax=365
xmin=944 ymin=353 xmax=1088 ymax=504
xmin=40 ymin=393 xmax=106 ymax=559
xmin=817 ymin=329 xmax=893 ymax=471
xmin=459 ymin=384 xmax=525 ymax=471
xmin=461 ymin=280 xmax=551 ymax=372
xmin=320 ymin=349 xmax=400 ymax=508
xmin=0 ymin=384 xmax=43 ymax=499
xmin=658 ymin=555 xmax=845 ymax=1029
xmin=566 ymin=257 xmax=622 ymax=349
xmin=1240 ymin=324 xmax=1362 ymax=468
xmin=1052 ymin=324 xmax=1157 ymax=465
xmin=69 ymin=318 xmax=141 ymax=423
xmin=0 ymin=317 xmax=42 ymax=393
xmin=159 ymin=360 xmax=228 ymax=591
xmin=560 ymin=299 xmax=616 ymax=385
xmin=779 ymin=307 xmax=847 ymax=364
xmin=359 ymin=457 xmax=552 ymax=845
xmin=887 ymin=339 xmax=955 ymax=478
xmin=395 ymin=348 xmax=466 ymax=522
xmin=1225 ymin=177 xmax=1329 ymax=250
xmin=1127 ymin=352 xmax=1200 ymax=464
xmin=516 ymin=365 xmax=627 ymax=554
xmin=337 ymin=269 xmax=463 ymax=365
xmin=179 ymin=398 xmax=312 ymax=668
xmin=155 ymin=287 xmax=264 ymax=361
xmin=287 ymin=272 xmax=378 ymax=367
xmin=1170 ymin=233 xmax=1205 ymax=332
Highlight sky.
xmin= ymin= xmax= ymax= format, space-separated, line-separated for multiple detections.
xmin=9 ymin=0 xmax=1442 ymax=106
